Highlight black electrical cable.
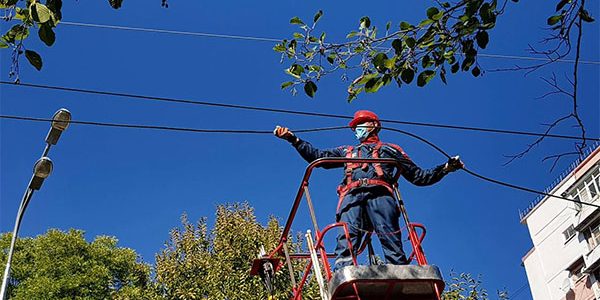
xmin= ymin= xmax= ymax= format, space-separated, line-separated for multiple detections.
xmin=383 ymin=127 xmax=600 ymax=208
xmin=2 ymin=114 xmax=597 ymax=209
xmin=0 ymin=115 xmax=348 ymax=134
xmin=1 ymin=81 xmax=597 ymax=141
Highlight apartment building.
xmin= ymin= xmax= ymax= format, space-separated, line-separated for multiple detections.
xmin=521 ymin=144 xmax=600 ymax=300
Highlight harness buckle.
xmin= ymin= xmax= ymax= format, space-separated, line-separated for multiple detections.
xmin=359 ymin=178 xmax=369 ymax=186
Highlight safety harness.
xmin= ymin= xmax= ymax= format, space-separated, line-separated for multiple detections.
xmin=336 ymin=142 xmax=401 ymax=213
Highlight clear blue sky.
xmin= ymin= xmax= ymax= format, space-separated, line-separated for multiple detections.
xmin=1 ymin=0 xmax=599 ymax=298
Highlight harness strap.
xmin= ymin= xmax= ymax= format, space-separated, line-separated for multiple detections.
xmin=335 ymin=179 xmax=395 ymax=213
xmin=371 ymin=142 xmax=385 ymax=177
xmin=344 ymin=146 xmax=354 ymax=185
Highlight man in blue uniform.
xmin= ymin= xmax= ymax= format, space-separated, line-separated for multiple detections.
xmin=274 ymin=110 xmax=463 ymax=269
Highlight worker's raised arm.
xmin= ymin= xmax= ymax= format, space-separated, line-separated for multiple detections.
xmin=382 ymin=144 xmax=463 ymax=186
xmin=274 ymin=126 xmax=345 ymax=168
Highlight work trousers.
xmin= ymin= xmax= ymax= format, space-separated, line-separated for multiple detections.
xmin=334 ymin=187 xmax=409 ymax=270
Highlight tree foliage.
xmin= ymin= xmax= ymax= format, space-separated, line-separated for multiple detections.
xmin=0 ymin=203 xmax=509 ymax=299
xmin=0 ymin=0 xmax=167 ymax=80
xmin=275 ymin=0 xmax=595 ymax=102
xmin=154 ymin=202 xmax=307 ymax=300
xmin=0 ymin=228 xmax=157 ymax=299
xmin=275 ymin=0 xmax=507 ymax=100
xmin=154 ymin=202 xmax=506 ymax=300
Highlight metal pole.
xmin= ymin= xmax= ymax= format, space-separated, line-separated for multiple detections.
xmin=303 ymin=186 xmax=320 ymax=235
xmin=306 ymin=230 xmax=328 ymax=300
xmin=0 ymin=188 xmax=34 ymax=300
xmin=282 ymin=242 xmax=297 ymax=288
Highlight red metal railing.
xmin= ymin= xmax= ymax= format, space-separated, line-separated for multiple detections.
xmin=261 ymin=157 xmax=437 ymax=299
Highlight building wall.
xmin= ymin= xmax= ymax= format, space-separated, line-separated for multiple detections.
xmin=522 ymin=146 xmax=600 ymax=300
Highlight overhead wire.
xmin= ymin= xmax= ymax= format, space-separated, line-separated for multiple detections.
xmin=59 ymin=21 xmax=600 ymax=65
xmin=1 ymin=81 xmax=597 ymax=142
xmin=1 ymin=113 xmax=598 ymax=209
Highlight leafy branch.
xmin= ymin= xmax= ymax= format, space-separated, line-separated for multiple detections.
xmin=0 ymin=0 xmax=167 ymax=81
xmin=275 ymin=0 xmax=510 ymax=100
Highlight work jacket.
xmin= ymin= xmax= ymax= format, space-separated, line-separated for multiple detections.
xmin=291 ymin=135 xmax=448 ymax=190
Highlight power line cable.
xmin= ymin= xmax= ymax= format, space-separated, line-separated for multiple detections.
xmin=60 ymin=21 xmax=600 ymax=65
xmin=2 ymin=114 xmax=598 ymax=208
xmin=0 ymin=115 xmax=347 ymax=134
xmin=1 ymin=81 xmax=597 ymax=142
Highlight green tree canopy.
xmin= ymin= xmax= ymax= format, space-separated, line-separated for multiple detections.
xmin=0 ymin=229 xmax=157 ymax=299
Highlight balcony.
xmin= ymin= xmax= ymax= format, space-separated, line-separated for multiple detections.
xmin=574 ymin=196 xmax=600 ymax=232
xmin=584 ymin=244 xmax=600 ymax=273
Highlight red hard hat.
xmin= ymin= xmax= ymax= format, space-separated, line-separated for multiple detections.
xmin=349 ymin=110 xmax=380 ymax=129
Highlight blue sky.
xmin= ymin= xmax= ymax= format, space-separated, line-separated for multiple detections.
xmin=1 ymin=0 xmax=599 ymax=298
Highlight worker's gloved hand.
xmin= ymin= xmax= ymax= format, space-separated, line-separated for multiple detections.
xmin=443 ymin=156 xmax=464 ymax=172
xmin=274 ymin=126 xmax=298 ymax=144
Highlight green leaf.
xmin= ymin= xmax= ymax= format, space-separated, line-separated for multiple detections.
xmin=290 ymin=16 xmax=304 ymax=25
xmin=38 ymin=23 xmax=55 ymax=46
xmin=25 ymin=49 xmax=43 ymax=71
xmin=273 ymin=43 xmax=286 ymax=52
xmin=440 ymin=67 xmax=447 ymax=84
xmin=327 ymin=53 xmax=336 ymax=64
xmin=30 ymin=3 xmax=52 ymax=23
xmin=451 ymin=62 xmax=460 ymax=73
xmin=304 ymin=80 xmax=317 ymax=97
xmin=405 ymin=37 xmax=416 ymax=48
xmin=417 ymin=70 xmax=435 ymax=87
xmin=471 ymin=66 xmax=481 ymax=77
xmin=319 ymin=32 xmax=326 ymax=42
xmin=386 ymin=21 xmax=391 ymax=31
xmin=400 ymin=68 xmax=414 ymax=84
xmin=346 ymin=31 xmax=358 ymax=38
xmin=313 ymin=10 xmax=323 ymax=23
xmin=0 ymin=0 xmax=18 ymax=8
xmin=400 ymin=21 xmax=412 ymax=30
xmin=46 ymin=0 xmax=62 ymax=21
xmin=307 ymin=65 xmax=322 ymax=72
xmin=0 ymin=40 xmax=8 ymax=48
xmin=475 ymin=31 xmax=489 ymax=49
xmin=10 ymin=25 xmax=29 ymax=41
xmin=421 ymin=55 xmax=431 ymax=68
xmin=108 ymin=0 xmax=123 ymax=9
xmin=461 ymin=56 xmax=475 ymax=71
xmin=418 ymin=19 xmax=434 ymax=27
xmin=365 ymin=77 xmax=384 ymax=93
xmin=392 ymin=39 xmax=403 ymax=55
xmin=360 ymin=16 xmax=371 ymax=29
xmin=281 ymin=81 xmax=294 ymax=89
xmin=384 ymin=57 xmax=397 ymax=69
xmin=292 ymin=32 xmax=304 ymax=39
xmin=14 ymin=7 xmax=30 ymax=21
xmin=426 ymin=7 xmax=440 ymax=20
xmin=556 ymin=0 xmax=569 ymax=12
xmin=372 ymin=53 xmax=388 ymax=70
xmin=286 ymin=64 xmax=304 ymax=78
xmin=356 ymin=73 xmax=378 ymax=85
xmin=580 ymin=9 xmax=595 ymax=22
xmin=479 ymin=3 xmax=494 ymax=24
xmin=547 ymin=15 xmax=562 ymax=25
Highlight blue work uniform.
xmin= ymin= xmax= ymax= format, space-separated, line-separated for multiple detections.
xmin=290 ymin=137 xmax=448 ymax=269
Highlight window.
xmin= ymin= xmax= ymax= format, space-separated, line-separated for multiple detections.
xmin=588 ymin=222 xmax=600 ymax=249
xmin=569 ymin=164 xmax=600 ymax=211
xmin=563 ymin=225 xmax=577 ymax=242
xmin=568 ymin=258 xmax=586 ymax=283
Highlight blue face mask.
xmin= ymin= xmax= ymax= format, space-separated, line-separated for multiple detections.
xmin=354 ymin=125 xmax=371 ymax=141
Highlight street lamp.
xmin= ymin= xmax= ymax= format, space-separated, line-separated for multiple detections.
xmin=0 ymin=108 xmax=70 ymax=300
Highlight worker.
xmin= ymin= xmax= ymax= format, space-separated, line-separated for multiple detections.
xmin=274 ymin=110 xmax=464 ymax=270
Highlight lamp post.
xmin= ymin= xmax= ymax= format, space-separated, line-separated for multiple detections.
xmin=0 ymin=109 xmax=71 ymax=300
